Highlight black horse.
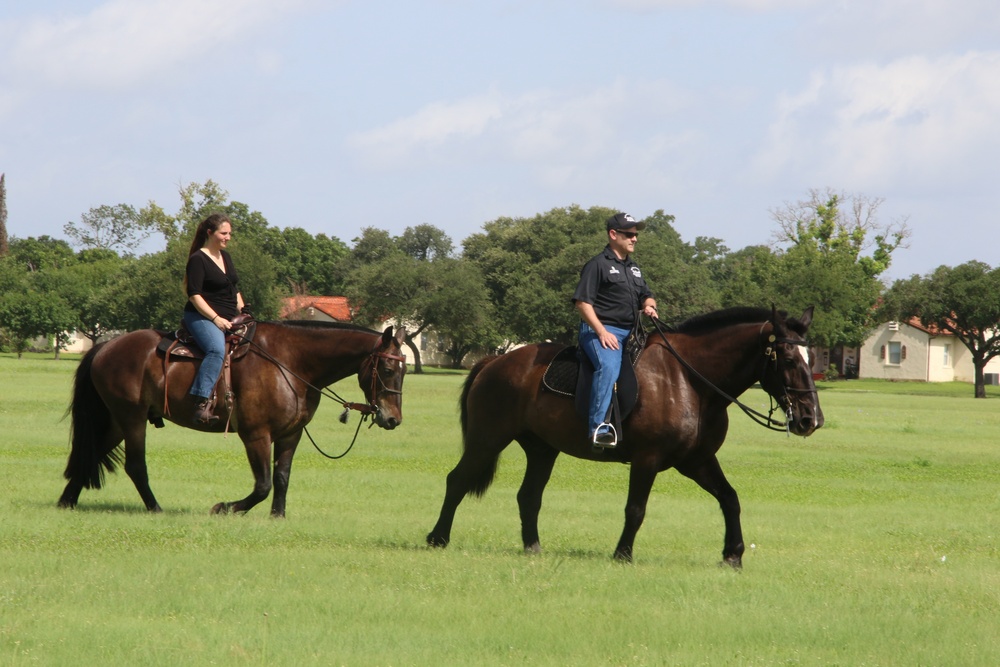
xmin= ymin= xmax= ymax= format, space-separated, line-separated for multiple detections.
xmin=427 ymin=307 xmax=822 ymax=565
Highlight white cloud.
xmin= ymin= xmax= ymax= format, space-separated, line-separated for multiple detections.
xmin=754 ymin=51 xmax=1000 ymax=194
xmin=3 ymin=0 xmax=308 ymax=89
xmin=348 ymin=79 xmax=696 ymax=182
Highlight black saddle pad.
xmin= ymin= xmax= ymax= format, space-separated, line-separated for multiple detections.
xmin=542 ymin=345 xmax=640 ymax=423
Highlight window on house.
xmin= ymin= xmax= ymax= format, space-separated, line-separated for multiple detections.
xmin=942 ymin=344 xmax=950 ymax=367
xmin=888 ymin=341 xmax=902 ymax=364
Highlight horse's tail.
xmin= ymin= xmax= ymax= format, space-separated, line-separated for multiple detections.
xmin=459 ymin=354 xmax=502 ymax=497
xmin=64 ymin=342 xmax=121 ymax=489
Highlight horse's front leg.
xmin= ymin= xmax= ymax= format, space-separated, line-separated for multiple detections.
xmin=677 ymin=455 xmax=744 ymax=568
xmin=516 ymin=436 xmax=559 ymax=554
xmin=121 ymin=413 xmax=162 ymax=512
xmin=613 ymin=461 xmax=659 ymax=562
xmin=269 ymin=432 xmax=303 ymax=518
xmin=211 ymin=433 xmax=272 ymax=515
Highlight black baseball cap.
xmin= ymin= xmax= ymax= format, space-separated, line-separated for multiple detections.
xmin=606 ymin=212 xmax=646 ymax=232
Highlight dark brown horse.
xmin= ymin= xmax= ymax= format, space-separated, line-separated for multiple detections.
xmin=427 ymin=307 xmax=822 ymax=566
xmin=59 ymin=321 xmax=407 ymax=516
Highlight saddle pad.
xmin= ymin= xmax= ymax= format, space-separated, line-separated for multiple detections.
xmin=542 ymin=344 xmax=641 ymax=427
xmin=542 ymin=346 xmax=580 ymax=396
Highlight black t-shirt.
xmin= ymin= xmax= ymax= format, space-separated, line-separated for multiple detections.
xmin=184 ymin=249 xmax=240 ymax=319
xmin=572 ymin=246 xmax=653 ymax=329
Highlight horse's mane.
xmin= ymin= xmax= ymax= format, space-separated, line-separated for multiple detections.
xmin=278 ymin=319 xmax=380 ymax=335
xmin=674 ymin=307 xmax=778 ymax=335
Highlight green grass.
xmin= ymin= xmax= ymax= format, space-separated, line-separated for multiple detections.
xmin=1 ymin=356 xmax=999 ymax=665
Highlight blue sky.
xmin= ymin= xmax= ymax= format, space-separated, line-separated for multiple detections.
xmin=1 ymin=0 xmax=997 ymax=282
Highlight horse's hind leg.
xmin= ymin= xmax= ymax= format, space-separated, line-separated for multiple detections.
xmin=426 ymin=436 xmax=511 ymax=549
xmin=516 ymin=435 xmax=559 ymax=554
xmin=58 ymin=423 xmax=124 ymax=509
xmin=677 ymin=455 xmax=744 ymax=568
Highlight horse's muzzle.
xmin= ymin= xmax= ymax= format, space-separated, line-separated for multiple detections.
xmin=374 ymin=407 xmax=401 ymax=430
xmin=789 ymin=403 xmax=823 ymax=436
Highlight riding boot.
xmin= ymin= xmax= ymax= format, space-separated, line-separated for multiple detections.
xmin=193 ymin=398 xmax=218 ymax=424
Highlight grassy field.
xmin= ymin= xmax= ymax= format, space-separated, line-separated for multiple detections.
xmin=1 ymin=353 xmax=999 ymax=666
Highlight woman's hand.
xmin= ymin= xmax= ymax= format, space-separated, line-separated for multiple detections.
xmin=213 ymin=315 xmax=232 ymax=332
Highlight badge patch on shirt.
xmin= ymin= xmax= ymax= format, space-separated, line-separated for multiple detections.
xmin=609 ymin=267 xmax=620 ymax=275
xmin=630 ymin=267 xmax=642 ymax=278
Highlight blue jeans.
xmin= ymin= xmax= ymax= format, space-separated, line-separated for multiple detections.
xmin=578 ymin=322 xmax=630 ymax=435
xmin=183 ymin=310 xmax=226 ymax=399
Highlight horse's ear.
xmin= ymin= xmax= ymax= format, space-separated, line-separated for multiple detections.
xmin=394 ymin=327 xmax=407 ymax=346
xmin=799 ymin=306 xmax=814 ymax=329
xmin=381 ymin=326 xmax=394 ymax=347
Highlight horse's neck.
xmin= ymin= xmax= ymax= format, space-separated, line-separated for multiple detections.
xmin=270 ymin=325 xmax=374 ymax=387
xmin=682 ymin=323 xmax=764 ymax=394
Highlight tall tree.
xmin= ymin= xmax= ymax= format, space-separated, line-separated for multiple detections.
xmin=63 ymin=203 xmax=159 ymax=256
xmin=463 ymin=205 xmax=715 ymax=345
xmin=397 ymin=224 xmax=453 ymax=260
xmin=883 ymin=261 xmax=1000 ymax=398
xmin=0 ymin=173 xmax=8 ymax=257
xmin=767 ymin=189 xmax=909 ymax=347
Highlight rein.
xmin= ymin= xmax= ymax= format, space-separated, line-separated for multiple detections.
xmin=230 ymin=330 xmax=405 ymax=458
xmin=649 ymin=316 xmax=792 ymax=433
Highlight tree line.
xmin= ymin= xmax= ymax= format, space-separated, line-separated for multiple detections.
xmin=1 ymin=179 xmax=997 ymax=394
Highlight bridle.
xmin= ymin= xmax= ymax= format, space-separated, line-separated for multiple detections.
xmin=338 ymin=348 xmax=406 ymax=418
xmin=650 ymin=316 xmax=812 ymax=434
xmin=759 ymin=326 xmax=820 ymax=430
xmin=234 ymin=333 xmax=406 ymax=458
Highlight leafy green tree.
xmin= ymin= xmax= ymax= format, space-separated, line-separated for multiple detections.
xmin=0 ymin=288 xmax=75 ymax=358
xmin=883 ymin=261 xmax=1000 ymax=398
xmin=267 ymin=227 xmax=350 ymax=296
xmin=344 ymin=249 xmax=428 ymax=369
xmin=345 ymin=226 xmax=497 ymax=371
xmin=711 ymin=245 xmax=780 ymax=308
xmin=463 ymin=205 xmax=715 ymax=345
xmin=397 ymin=224 xmax=453 ymax=260
xmin=418 ymin=259 xmax=500 ymax=368
xmin=7 ymin=236 xmax=76 ymax=273
xmin=767 ymin=189 xmax=909 ymax=348
xmin=63 ymin=203 xmax=159 ymax=256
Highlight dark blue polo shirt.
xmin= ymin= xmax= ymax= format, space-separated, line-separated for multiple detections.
xmin=572 ymin=246 xmax=653 ymax=329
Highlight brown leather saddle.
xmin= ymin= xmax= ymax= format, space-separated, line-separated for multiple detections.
xmin=152 ymin=314 xmax=257 ymax=426
xmin=156 ymin=314 xmax=256 ymax=361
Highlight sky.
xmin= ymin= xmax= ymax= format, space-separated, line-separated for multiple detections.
xmin=1 ymin=0 xmax=998 ymax=283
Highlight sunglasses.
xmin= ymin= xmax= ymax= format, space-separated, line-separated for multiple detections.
xmin=615 ymin=230 xmax=638 ymax=239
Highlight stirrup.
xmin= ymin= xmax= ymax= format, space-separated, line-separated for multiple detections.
xmin=592 ymin=423 xmax=617 ymax=449
xmin=193 ymin=398 xmax=219 ymax=425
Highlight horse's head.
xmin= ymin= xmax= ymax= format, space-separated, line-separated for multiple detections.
xmin=759 ymin=307 xmax=824 ymax=437
xmin=359 ymin=326 xmax=408 ymax=430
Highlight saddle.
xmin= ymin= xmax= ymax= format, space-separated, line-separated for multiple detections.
xmin=542 ymin=321 xmax=647 ymax=444
xmin=152 ymin=314 xmax=257 ymax=427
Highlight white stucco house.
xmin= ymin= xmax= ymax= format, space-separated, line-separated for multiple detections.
xmin=858 ymin=318 xmax=1000 ymax=384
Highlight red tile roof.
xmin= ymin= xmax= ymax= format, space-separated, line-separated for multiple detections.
xmin=280 ymin=296 xmax=352 ymax=321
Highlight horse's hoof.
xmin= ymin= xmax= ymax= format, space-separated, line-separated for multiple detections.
xmin=720 ymin=556 xmax=743 ymax=570
xmin=613 ymin=550 xmax=634 ymax=564
xmin=524 ymin=542 xmax=542 ymax=555
xmin=211 ymin=502 xmax=230 ymax=515
xmin=426 ymin=533 xmax=449 ymax=548
xmin=57 ymin=499 xmax=76 ymax=510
